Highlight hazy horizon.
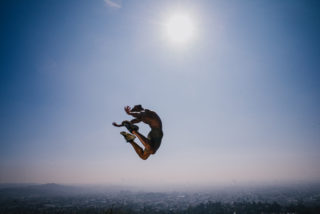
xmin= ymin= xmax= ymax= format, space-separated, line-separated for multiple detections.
xmin=1 ymin=0 xmax=319 ymax=187
xmin=2 ymin=181 xmax=320 ymax=194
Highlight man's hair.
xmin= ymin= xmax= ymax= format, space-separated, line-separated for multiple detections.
xmin=131 ymin=104 xmax=144 ymax=112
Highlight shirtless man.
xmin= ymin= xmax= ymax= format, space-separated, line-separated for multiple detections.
xmin=112 ymin=105 xmax=163 ymax=160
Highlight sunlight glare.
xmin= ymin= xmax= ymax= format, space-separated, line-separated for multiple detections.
xmin=165 ymin=13 xmax=195 ymax=45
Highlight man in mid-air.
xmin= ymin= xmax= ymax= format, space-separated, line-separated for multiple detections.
xmin=112 ymin=105 xmax=163 ymax=160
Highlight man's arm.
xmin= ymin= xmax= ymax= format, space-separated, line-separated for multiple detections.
xmin=130 ymin=118 xmax=141 ymax=124
xmin=124 ymin=106 xmax=143 ymax=118
xmin=112 ymin=122 xmax=123 ymax=127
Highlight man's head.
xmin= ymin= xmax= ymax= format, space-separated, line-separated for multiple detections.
xmin=131 ymin=104 xmax=144 ymax=112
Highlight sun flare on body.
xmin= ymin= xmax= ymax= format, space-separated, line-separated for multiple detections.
xmin=165 ymin=13 xmax=195 ymax=45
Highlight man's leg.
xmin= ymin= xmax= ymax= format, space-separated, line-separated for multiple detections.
xmin=120 ymin=132 xmax=151 ymax=160
xmin=132 ymin=131 xmax=153 ymax=152
xmin=128 ymin=141 xmax=151 ymax=160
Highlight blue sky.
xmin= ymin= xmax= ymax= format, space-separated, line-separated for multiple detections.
xmin=0 ymin=0 xmax=319 ymax=187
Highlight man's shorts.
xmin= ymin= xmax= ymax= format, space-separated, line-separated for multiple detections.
xmin=147 ymin=128 xmax=163 ymax=153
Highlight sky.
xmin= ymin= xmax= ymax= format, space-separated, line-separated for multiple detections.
xmin=0 ymin=0 xmax=319 ymax=188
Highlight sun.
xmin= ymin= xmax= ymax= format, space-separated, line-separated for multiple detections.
xmin=165 ymin=13 xmax=195 ymax=45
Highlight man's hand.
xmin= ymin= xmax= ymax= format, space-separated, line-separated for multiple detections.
xmin=124 ymin=106 xmax=132 ymax=115
xmin=112 ymin=122 xmax=121 ymax=127
xmin=125 ymin=105 xmax=141 ymax=118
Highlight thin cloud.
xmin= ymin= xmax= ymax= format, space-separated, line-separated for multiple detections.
xmin=104 ymin=0 xmax=121 ymax=8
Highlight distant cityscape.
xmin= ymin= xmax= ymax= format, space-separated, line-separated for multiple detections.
xmin=0 ymin=183 xmax=319 ymax=213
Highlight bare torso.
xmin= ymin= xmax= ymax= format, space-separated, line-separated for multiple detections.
xmin=139 ymin=109 xmax=162 ymax=130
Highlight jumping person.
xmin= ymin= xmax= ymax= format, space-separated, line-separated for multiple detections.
xmin=112 ymin=105 xmax=163 ymax=160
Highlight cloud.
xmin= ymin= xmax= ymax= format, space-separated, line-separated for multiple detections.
xmin=104 ymin=0 xmax=121 ymax=8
